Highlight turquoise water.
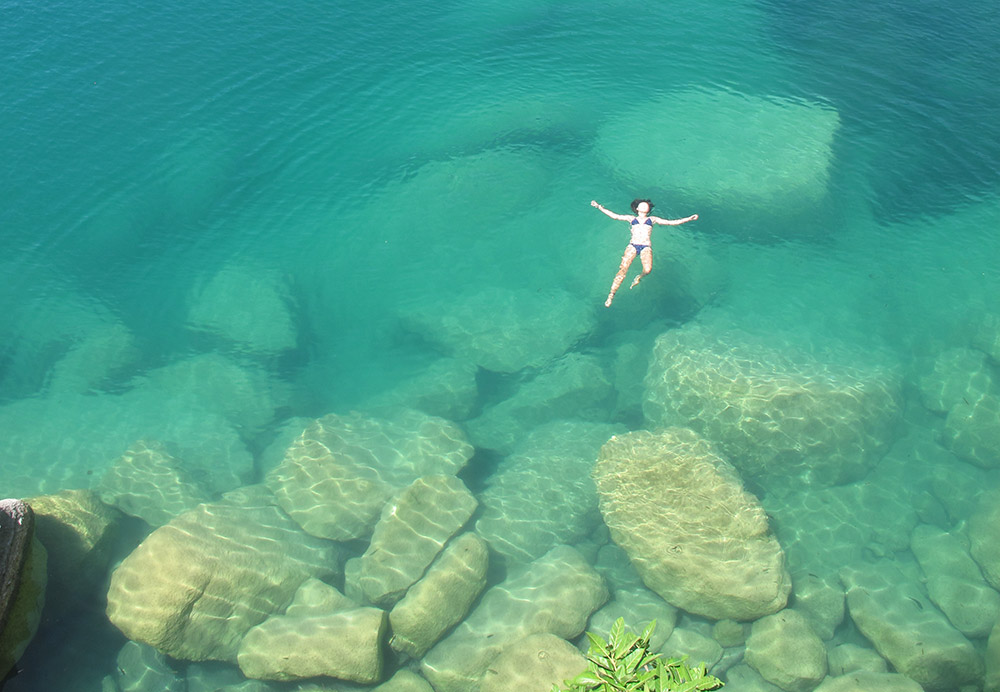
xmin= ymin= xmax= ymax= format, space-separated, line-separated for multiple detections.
xmin=2 ymin=0 xmax=1000 ymax=690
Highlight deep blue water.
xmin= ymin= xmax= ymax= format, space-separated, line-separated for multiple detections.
xmin=2 ymin=0 xmax=999 ymax=689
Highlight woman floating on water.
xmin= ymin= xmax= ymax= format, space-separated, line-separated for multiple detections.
xmin=591 ymin=198 xmax=698 ymax=307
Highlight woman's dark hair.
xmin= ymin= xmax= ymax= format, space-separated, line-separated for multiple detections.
xmin=631 ymin=198 xmax=654 ymax=213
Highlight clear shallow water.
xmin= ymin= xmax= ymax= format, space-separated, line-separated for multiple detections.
xmin=2 ymin=0 xmax=1000 ymax=690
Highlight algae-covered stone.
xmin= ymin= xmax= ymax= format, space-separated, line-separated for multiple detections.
xmin=475 ymin=421 xmax=621 ymax=563
xmin=267 ymin=409 xmax=473 ymax=541
xmin=237 ymin=604 xmax=387 ymax=683
xmin=643 ymin=325 xmax=901 ymax=489
xmin=812 ymin=672 xmax=924 ymax=692
xmin=594 ymin=88 xmax=839 ymax=239
xmin=99 ymin=440 xmax=210 ymax=527
xmin=106 ymin=485 xmax=340 ymax=662
xmin=594 ymin=428 xmax=790 ymax=621
xmin=911 ymin=523 xmax=1000 ymax=638
xmin=970 ymin=487 xmax=1000 ymax=591
xmin=745 ymin=609 xmax=827 ymax=692
xmin=390 ymin=532 xmax=489 ymax=659
xmin=27 ymin=488 xmax=120 ymax=614
xmin=357 ymin=474 xmax=477 ymax=607
xmin=0 ymin=500 xmax=47 ymax=682
xmin=421 ymin=545 xmax=607 ymax=692
xmin=464 ymin=355 xmax=614 ymax=453
xmin=401 ymin=288 xmax=596 ymax=374
xmin=943 ymin=393 xmax=1000 ymax=468
xmin=840 ymin=560 xmax=982 ymax=691
xmin=480 ymin=633 xmax=587 ymax=692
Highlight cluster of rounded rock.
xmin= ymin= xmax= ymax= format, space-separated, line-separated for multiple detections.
xmin=916 ymin=313 xmax=1000 ymax=471
xmin=7 ymin=296 xmax=1000 ymax=692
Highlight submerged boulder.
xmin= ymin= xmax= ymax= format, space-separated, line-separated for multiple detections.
xmin=186 ymin=263 xmax=298 ymax=355
xmin=464 ymin=355 xmax=614 ymax=454
xmin=840 ymin=560 xmax=982 ymax=691
xmin=113 ymin=640 xmax=185 ymax=692
xmin=238 ymin=599 xmax=387 ymax=683
xmin=943 ymin=393 xmax=1000 ymax=469
xmin=587 ymin=587 xmax=678 ymax=652
xmin=0 ymin=500 xmax=47 ymax=682
xmin=99 ymin=440 xmax=210 ymax=527
xmin=475 ymin=420 xmax=621 ymax=564
xmin=354 ymin=475 xmax=477 ymax=608
xmin=916 ymin=347 xmax=998 ymax=413
xmin=480 ymin=633 xmax=587 ymax=692
xmin=421 ymin=545 xmax=606 ymax=692
xmin=362 ymin=358 xmax=479 ymax=422
xmin=389 ymin=532 xmax=489 ymax=660
xmin=0 ymin=390 xmax=253 ymax=499
xmin=401 ymin=288 xmax=596 ymax=374
xmin=987 ymin=619 xmax=1000 ymax=692
xmin=131 ymin=352 xmax=290 ymax=436
xmin=643 ymin=324 xmax=901 ymax=489
xmin=106 ymin=485 xmax=340 ymax=662
xmin=970 ymin=487 xmax=1000 ymax=591
xmin=827 ymin=643 xmax=888 ymax=677
xmin=745 ymin=609 xmax=827 ymax=692
xmin=267 ymin=409 xmax=473 ymax=541
xmin=27 ymin=489 xmax=121 ymax=615
xmin=764 ymin=479 xmax=918 ymax=576
xmin=594 ymin=88 xmax=839 ymax=239
xmin=911 ymin=523 xmax=1000 ymax=638
xmin=594 ymin=428 xmax=790 ymax=621
xmin=813 ymin=672 xmax=924 ymax=692
xmin=46 ymin=320 xmax=139 ymax=396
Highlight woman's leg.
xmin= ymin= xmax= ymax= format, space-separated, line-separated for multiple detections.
xmin=630 ymin=248 xmax=652 ymax=288
xmin=606 ymin=246 xmax=637 ymax=307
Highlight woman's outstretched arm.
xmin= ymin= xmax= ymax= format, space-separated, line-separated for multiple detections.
xmin=651 ymin=213 xmax=698 ymax=226
xmin=591 ymin=200 xmax=632 ymax=221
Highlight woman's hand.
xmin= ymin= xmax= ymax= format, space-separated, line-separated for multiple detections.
xmin=591 ymin=200 xmax=600 ymax=208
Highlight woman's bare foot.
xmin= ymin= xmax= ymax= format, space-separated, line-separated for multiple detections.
xmin=605 ymin=294 xmax=614 ymax=307
xmin=630 ymin=275 xmax=642 ymax=289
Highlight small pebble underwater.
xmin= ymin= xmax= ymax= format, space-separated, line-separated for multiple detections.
xmin=1 ymin=1 xmax=1000 ymax=690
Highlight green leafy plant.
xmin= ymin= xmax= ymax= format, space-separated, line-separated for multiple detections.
xmin=552 ymin=618 xmax=723 ymax=692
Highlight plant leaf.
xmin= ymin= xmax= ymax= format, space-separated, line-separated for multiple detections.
xmin=587 ymin=631 xmax=608 ymax=652
xmin=609 ymin=618 xmax=626 ymax=650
